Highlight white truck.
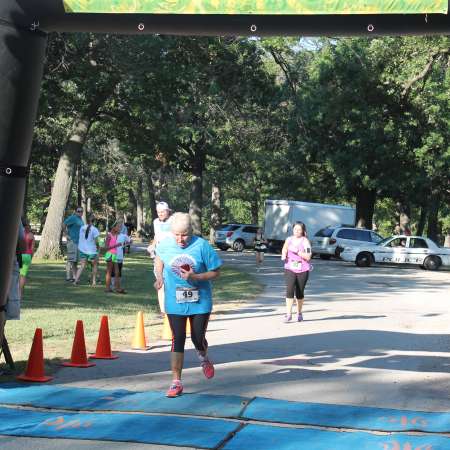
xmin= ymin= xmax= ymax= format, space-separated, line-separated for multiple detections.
xmin=263 ymin=199 xmax=356 ymax=250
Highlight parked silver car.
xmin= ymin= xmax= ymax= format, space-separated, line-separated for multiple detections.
xmin=312 ymin=226 xmax=384 ymax=259
xmin=214 ymin=224 xmax=259 ymax=252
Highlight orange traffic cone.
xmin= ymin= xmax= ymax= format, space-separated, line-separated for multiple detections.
xmin=161 ymin=314 xmax=172 ymax=340
xmin=131 ymin=311 xmax=150 ymax=350
xmin=17 ymin=328 xmax=53 ymax=382
xmin=161 ymin=314 xmax=190 ymax=340
xmin=186 ymin=317 xmax=191 ymax=336
xmin=90 ymin=316 xmax=118 ymax=359
xmin=62 ymin=320 xmax=96 ymax=368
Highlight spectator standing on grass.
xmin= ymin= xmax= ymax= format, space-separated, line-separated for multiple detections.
xmin=74 ymin=215 xmax=100 ymax=286
xmin=123 ymin=216 xmax=135 ymax=254
xmin=281 ymin=221 xmax=312 ymax=323
xmin=63 ymin=207 xmax=84 ymax=282
xmin=104 ymin=221 xmax=126 ymax=294
xmin=19 ymin=221 xmax=35 ymax=297
xmin=111 ymin=221 xmax=132 ymax=290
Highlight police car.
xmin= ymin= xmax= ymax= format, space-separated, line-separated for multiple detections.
xmin=340 ymin=235 xmax=450 ymax=271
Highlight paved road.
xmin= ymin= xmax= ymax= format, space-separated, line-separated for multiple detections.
xmin=3 ymin=250 xmax=450 ymax=449
xmin=53 ymin=250 xmax=450 ymax=410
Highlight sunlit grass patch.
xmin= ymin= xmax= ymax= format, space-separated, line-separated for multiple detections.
xmin=2 ymin=251 xmax=262 ymax=375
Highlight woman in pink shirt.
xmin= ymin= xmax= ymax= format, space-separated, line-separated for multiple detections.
xmin=281 ymin=222 xmax=312 ymax=322
xmin=104 ymin=222 xmax=126 ymax=294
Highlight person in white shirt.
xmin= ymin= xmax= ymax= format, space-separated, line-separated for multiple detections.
xmin=147 ymin=201 xmax=172 ymax=314
xmin=74 ymin=215 xmax=100 ymax=286
xmin=111 ymin=224 xmax=131 ymax=291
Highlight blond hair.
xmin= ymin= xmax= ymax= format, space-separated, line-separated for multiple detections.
xmin=171 ymin=212 xmax=192 ymax=235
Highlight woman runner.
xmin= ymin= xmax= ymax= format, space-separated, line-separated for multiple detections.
xmin=154 ymin=212 xmax=222 ymax=398
xmin=281 ymin=221 xmax=312 ymax=322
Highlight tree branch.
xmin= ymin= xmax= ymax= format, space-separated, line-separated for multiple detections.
xmin=402 ymin=49 xmax=449 ymax=98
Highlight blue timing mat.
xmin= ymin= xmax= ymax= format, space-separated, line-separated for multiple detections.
xmin=2 ymin=384 xmax=450 ymax=433
xmin=0 ymin=406 xmax=239 ymax=449
xmin=0 ymin=384 xmax=249 ymax=418
xmin=242 ymin=397 xmax=450 ymax=433
xmin=223 ymin=424 xmax=450 ymax=450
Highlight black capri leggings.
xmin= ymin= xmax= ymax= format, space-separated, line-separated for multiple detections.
xmin=167 ymin=313 xmax=210 ymax=353
xmin=285 ymin=270 xmax=309 ymax=299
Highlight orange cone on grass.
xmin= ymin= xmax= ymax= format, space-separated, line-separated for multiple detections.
xmin=161 ymin=314 xmax=172 ymax=340
xmin=17 ymin=328 xmax=53 ymax=382
xmin=90 ymin=315 xmax=118 ymax=359
xmin=161 ymin=314 xmax=190 ymax=340
xmin=131 ymin=311 xmax=150 ymax=350
xmin=62 ymin=320 xmax=95 ymax=367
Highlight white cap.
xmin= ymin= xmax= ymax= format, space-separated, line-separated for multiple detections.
xmin=156 ymin=201 xmax=170 ymax=212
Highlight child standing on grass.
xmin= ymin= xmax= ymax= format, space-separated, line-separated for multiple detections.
xmin=104 ymin=222 xmax=126 ymax=294
xmin=111 ymin=223 xmax=132 ymax=291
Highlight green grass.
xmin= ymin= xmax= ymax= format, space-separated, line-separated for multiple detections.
xmin=2 ymin=252 xmax=262 ymax=375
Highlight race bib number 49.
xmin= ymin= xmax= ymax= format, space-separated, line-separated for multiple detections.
xmin=176 ymin=287 xmax=199 ymax=303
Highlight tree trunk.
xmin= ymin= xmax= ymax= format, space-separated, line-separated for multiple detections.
xmin=79 ymin=164 xmax=87 ymax=222
xmin=35 ymin=117 xmax=89 ymax=259
xmin=395 ymin=201 xmax=411 ymax=234
xmin=189 ymin=145 xmax=205 ymax=236
xmin=444 ymin=232 xmax=450 ymax=248
xmin=152 ymin=168 xmax=168 ymax=202
xmin=355 ymin=188 xmax=376 ymax=230
xmin=147 ymin=172 xmax=157 ymax=226
xmin=76 ymin=164 xmax=82 ymax=211
xmin=136 ymin=178 xmax=144 ymax=233
xmin=251 ymin=188 xmax=260 ymax=225
xmin=189 ymin=173 xmax=203 ymax=236
xmin=23 ymin=171 xmax=30 ymax=222
xmin=417 ymin=205 xmax=427 ymax=236
xmin=427 ymin=189 xmax=440 ymax=243
xmin=209 ymin=184 xmax=221 ymax=243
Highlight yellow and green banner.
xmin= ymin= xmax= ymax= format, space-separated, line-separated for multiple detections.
xmin=63 ymin=0 xmax=448 ymax=15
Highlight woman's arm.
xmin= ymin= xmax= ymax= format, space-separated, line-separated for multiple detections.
xmin=153 ymin=256 xmax=164 ymax=289
xmin=281 ymin=239 xmax=289 ymax=260
xmin=183 ymin=268 xmax=220 ymax=282
xmin=298 ymin=238 xmax=312 ymax=261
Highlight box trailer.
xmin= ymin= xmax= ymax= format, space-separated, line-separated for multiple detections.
xmin=264 ymin=199 xmax=356 ymax=250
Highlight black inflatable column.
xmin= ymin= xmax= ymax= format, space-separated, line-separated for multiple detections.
xmin=0 ymin=19 xmax=47 ymax=319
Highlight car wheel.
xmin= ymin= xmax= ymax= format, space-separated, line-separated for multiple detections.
xmin=355 ymin=252 xmax=373 ymax=267
xmin=319 ymin=254 xmax=331 ymax=260
xmin=423 ymin=255 xmax=441 ymax=271
xmin=232 ymin=239 xmax=245 ymax=252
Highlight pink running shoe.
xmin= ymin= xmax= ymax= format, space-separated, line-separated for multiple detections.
xmin=166 ymin=381 xmax=183 ymax=398
xmin=201 ymin=359 xmax=215 ymax=379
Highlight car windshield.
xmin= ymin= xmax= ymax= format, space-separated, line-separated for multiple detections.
xmin=315 ymin=228 xmax=335 ymax=237
xmin=377 ymin=237 xmax=394 ymax=246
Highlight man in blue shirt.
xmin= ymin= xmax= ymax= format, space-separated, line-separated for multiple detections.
xmin=154 ymin=212 xmax=222 ymax=398
xmin=63 ymin=207 xmax=84 ymax=281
